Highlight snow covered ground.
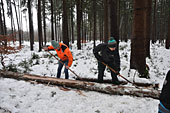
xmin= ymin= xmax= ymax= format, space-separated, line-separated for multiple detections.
xmin=0 ymin=40 xmax=170 ymax=113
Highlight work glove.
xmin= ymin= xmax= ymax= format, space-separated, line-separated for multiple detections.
xmin=115 ymin=67 xmax=120 ymax=75
xmin=115 ymin=71 xmax=120 ymax=75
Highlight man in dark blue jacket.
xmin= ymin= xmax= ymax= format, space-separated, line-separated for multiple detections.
xmin=159 ymin=70 xmax=170 ymax=113
xmin=93 ymin=37 xmax=120 ymax=85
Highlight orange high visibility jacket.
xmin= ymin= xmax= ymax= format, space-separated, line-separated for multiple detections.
xmin=48 ymin=43 xmax=73 ymax=67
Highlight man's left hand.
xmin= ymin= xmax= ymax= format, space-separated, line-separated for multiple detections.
xmin=115 ymin=71 xmax=120 ymax=75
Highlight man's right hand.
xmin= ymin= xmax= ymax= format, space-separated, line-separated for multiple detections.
xmin=43 ymin=47 xmax=48 ymax=51
xmin=115 ymin=71 xmax=120 ymax=75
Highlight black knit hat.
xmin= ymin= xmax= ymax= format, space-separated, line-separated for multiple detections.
xmin=108 ymin=37 xmax=117 ymax=48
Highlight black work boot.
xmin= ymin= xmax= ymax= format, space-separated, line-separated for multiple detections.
xmin=111 ymin=71 xmax=120 ymax=85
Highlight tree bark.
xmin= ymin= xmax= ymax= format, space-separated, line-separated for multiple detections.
xmin=27 ymin=0 xmax=34 ymax=51
xmin=123 ymin=1 xmax=128 ymax=42
xmin=166 ymin=14 xmax=170 ymax=49
xmin=130 ymin=0 xmax=146 ymax=77
xmin=37 ymin=0 xmax=43 ymax=52
xmin=70 ymin=0 xmax=74 ymax=43
xmin=50 ymin=0 xmax=54 ymax=40
xmin=54 ymin=0 xmax=57 ymax=41
xmin=0 ymin=70 xmax=160 ymax=99
xmin=9 ymin=0 xmax=14 ymax=36
xmin=76 ymin=77 xmax=159 ymax=89
xmin=0 ymin=5 xmax=4 ymax=35
xmin=93 ymin=0 xmax=96 ymax=47
xmin=13 ymin=0 xmax=22 ymax=46
xmin=43 ymin=0 xmax=47 ymax=45
xmin=110 ymin=0 xmax=119 ymax=42
xmin=104 ymin=0 xmax=109 ymax=43
xmin=144 ymin=0 xmax=152 ymax=58
xmin=77 ymin=0 xmax=82 ymax=49
xmin=62 ymin=0 xmax=69 ymax=47
xmin=151 ymin=0 xmax=157 ymax=43
xmin=1 ymin=0 xmax=7 ymax=35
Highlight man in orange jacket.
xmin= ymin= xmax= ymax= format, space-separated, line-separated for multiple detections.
xmin=44 ymin=40 xmax=73 ymax=79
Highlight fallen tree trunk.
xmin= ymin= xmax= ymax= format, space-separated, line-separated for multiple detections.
xmin=76 ymin=77 xmax=159 ymax=89
xmin=76 ymin=77 xmax=128 ymax=85
xmin=0 ymin=70 xmax=160 ymax=99
xmin=0 ymin=107 xmax=11 ymax=113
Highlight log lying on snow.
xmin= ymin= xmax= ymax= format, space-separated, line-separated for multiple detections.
xmin=0 ymin=70 xmax=160 ymax=99
xmin=76 ymin=77 xmax=128 ymax=85
xmin=0 ymin=107 xmax=11 ymax=113
xmin=76 ymin=77 xmax=159 ymax=89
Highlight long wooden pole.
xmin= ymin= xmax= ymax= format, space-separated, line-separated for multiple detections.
xmin=101 ymin=61 xmax=147 ymax=89
xmin=101 ymin=61 xmax=133 ymax=84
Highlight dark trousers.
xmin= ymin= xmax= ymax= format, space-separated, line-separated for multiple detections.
xmin=158 ymin=102 xmax=170 ymax=113
xmin=57 ymin=60 xmax=69 ymax=79
xmin=98 ymin=62 xmax=119 ymax=84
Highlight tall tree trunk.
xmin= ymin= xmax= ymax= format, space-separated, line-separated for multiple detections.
xmin=99 ymin=15 xmax=102 ymax=42
xmin=123 ymin=1 xmax=128 ymax=42
xmin=28 ymin=0 xmax=34 ymax=51
xmin=9 ymin=0 xmax=14 ymax=35
xmin=57 ymin=12 xmax=62 ymax=42
xmin=93 ymin=0 xmax=96 ymax=47
xmin=99 ymin=17 xmax=104 ymax=42
xmin=71 ymin=0 xmax=74 ymax=43
xmin=43 ymin=0 xmax=47 ymax=45
xmin=166 ymin=14 xmax=170 ymax=49
xmin=37 ymin=0 xmax=43 ymax=52
xmin=54 ymin=0 xmax=57 ymax=41
xmin=77 ymin=0 xmax=81 ymax=49
xmin=89 ymin=20 xmax=92 ymax=41
xmin=1 ymin=0 xmax=7 ymax=35
xmin=159 ymin=0 xmax=164 ymax=43
xmin=18 ymin=0 xmax=23 ymax=42
xmin=152 ymin=0 xmax=157 ymax=43
xmin=118 ymin=0 xmax=121 ymax=40
xmin=0 ymin=5 xmax=4 ymax=35
xmin=13 ymin=0 xmax=22 ymax=46
xmin=130 ymin=0 xmax=146 ymax=77
xmin=104 ymin=0 xmax=109 ymax=43
xmin=81 ymin=14 xmax=84 ymax=43
xmin=56 ymin=13 xmax=60 ymax=41
xmin=81 ymin=1 xmax=83 ymax=43
xmin=84 ymin=13 xmax=87 ymax=42
xmin=12 ymin=6 xmax=16 ymax=40
xmin=144 ymin=0 xmax=152 ymax=58
xmin=110 ymin=0 xmax=119 ymax=45
xmin=50 ymin=0 xmax=54 ymax=40
xmin=62 ymin=0 xmax=69 ymax=47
